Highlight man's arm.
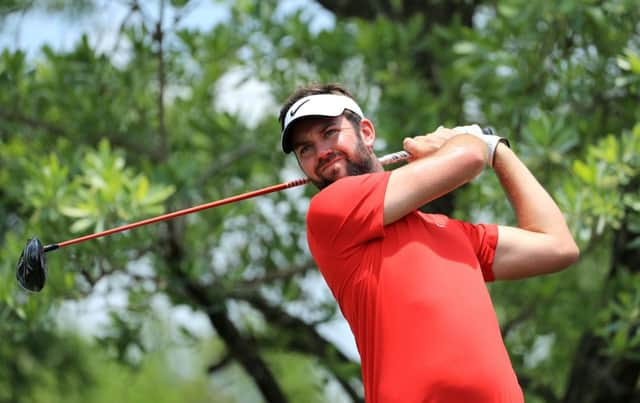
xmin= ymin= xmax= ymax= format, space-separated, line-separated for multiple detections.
xmin=384 ymin=128 xmax=487 ymax=225
xmin=492 ymin=143 xmax=580 ymax=280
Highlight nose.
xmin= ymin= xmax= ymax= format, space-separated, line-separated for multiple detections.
xmin=317 ymin=145 xmax=334 ymax=160
xmin=316 ymin=134 xmax=338 ymax=158
xmin=316 ymin=143 xmax=338 ymax=166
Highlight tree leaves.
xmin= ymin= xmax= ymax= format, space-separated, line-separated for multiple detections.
xmin=48 ymin=139 xmax=176 ymax=234
xmin=3 ymin=0 xmax=640 ymax=401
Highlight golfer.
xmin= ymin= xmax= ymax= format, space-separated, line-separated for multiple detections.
xmin=279 ymin=83 xmax=580 ymax=402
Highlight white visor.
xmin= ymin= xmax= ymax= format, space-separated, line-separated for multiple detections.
xmin=281 ymin=94 xmax=364 ymax=153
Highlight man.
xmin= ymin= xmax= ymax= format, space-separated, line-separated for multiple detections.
xmin=278 ymin=83 xmax=579 ymax=402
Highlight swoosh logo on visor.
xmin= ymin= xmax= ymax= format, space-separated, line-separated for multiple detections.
xmin=289 ymin=99 xmax=311 ymax=117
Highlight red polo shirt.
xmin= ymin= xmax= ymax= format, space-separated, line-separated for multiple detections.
xmin=307 ymin=172 xmax=523 ymax=403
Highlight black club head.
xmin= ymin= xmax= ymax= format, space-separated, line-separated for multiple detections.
xmin=16 ymin=238 xmax=48 ymax=292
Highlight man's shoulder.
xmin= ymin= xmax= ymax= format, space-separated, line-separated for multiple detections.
xmin=307 ymin=172 xmax=389 ymax=256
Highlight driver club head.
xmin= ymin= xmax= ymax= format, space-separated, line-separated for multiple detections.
xmin=16 ymin=238 xmax=48 ymax=292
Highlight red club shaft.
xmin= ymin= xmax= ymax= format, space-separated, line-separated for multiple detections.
xmin=42 ymin=149 xmax=412 ymax=253
xmin=45 ymin=177 xmax=310 ymax=252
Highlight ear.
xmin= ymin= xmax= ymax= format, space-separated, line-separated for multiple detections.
xmin=359 ymin=118 xmax=376 ymax=150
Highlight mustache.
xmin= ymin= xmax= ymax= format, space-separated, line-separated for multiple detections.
xmin=316 ymin=151 xmax=344 ymax=173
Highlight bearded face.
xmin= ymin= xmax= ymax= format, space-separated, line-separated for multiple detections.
xmin=289 ymin=115 xmax=380 ymax=190
xmin=311 ymin=134 xmax=377 ymax=189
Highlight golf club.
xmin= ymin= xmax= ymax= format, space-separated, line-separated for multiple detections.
xmin=16 ymin=126 xmax=499 ymax=292
xmin=16 ymin=149 xmax=411 ymax=292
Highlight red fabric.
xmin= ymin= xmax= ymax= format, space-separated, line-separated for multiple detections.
xmin=307 ymin=172 xmax=524 ymax=403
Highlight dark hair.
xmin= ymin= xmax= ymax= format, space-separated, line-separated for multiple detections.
xmin=278 ymin=83 xmax=362 ymax=131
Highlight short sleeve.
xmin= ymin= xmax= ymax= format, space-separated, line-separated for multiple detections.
xmin=307 ymin=172 xmax=390 ymax=257
xmin=456 ymin=221 xmax=499 ymax=282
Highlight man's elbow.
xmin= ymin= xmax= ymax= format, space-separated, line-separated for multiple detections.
xmin=554 ymin=239 xmax=580 ymax=271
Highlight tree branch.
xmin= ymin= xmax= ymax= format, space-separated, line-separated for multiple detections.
xmin=182 ymin=279 xmax=290 ymax=403
xmin=231 ymin=263 xmax=315 ymax=296
xmin=241 ymin=293 xmax=363 ymax=403
xmin=0 ymin=108 xmax=66 ymax=136
xmin=0 ymin=107 xmax=165 ymax=158
xmin=207 ymin=352 xmax=233 ymax=373
xmin=500 ymin=304 xmax=537 ymax=339
xmin=154 ymin=0 xmax=168 ymax=160
xmin=196 ymin=143 xmax=258 ymax=186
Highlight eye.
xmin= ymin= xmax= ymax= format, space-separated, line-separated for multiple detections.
xmin=324 ymin=128 xmax=339 ymax=138
xmin=296 ymin=144 xmax=312 ymax=158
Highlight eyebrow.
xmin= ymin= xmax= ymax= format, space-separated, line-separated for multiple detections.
xmin=291 ymin=120 xmax=339 ymax=150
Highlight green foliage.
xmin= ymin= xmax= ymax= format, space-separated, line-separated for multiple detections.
xmin=0 ymin=0 xmax=94 ymax=17
xmin=0 ymin=316 xmax=226 ymax=403
xmin=265 ymin=351 xmax=333 ymax=403
xmin=596 ymin=271 xmax=640 ymax=360
xmin=2 ymin=0 xmax=640 ymax=401
xmin=0 ymin=301 xmax=93 ymax=403
xmin=569 ymin=125 xmax=640 ymax=238
xmin=77 ymin=349 xmax=225 ymax=403
xmin=57 ymin=139 xmax=175 ymax=234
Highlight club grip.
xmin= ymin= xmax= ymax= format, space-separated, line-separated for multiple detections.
xmin=378 ymin=126 xmax=495 ymax=165
xmin=378 ymin=150 xmax=410 ymax=165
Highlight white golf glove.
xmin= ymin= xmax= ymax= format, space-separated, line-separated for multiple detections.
xmin=452 ymin=124 xmax=508 ymax=167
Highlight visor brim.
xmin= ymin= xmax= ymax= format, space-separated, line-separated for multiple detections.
xmin=280 ymin=94 xmax=364 ymax=153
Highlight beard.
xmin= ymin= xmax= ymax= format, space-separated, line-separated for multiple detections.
xmin=312 ymin=138 xmax=377 ymax=190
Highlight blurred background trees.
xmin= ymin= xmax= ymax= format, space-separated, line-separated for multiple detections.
xmin=1 ymin=0 xmax=639 ymax=402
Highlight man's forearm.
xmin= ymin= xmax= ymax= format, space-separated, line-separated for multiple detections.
xmin=489 ymin=143 xmax=580 ymax=279
xmin=493 ymin=144 xmax=569 ymax=235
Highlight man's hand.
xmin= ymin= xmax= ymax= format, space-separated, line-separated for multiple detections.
xmin=402 ymin=126 xmax=460 ymax=161
xmin=452 ymin=124 xmax=485 ymax=136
